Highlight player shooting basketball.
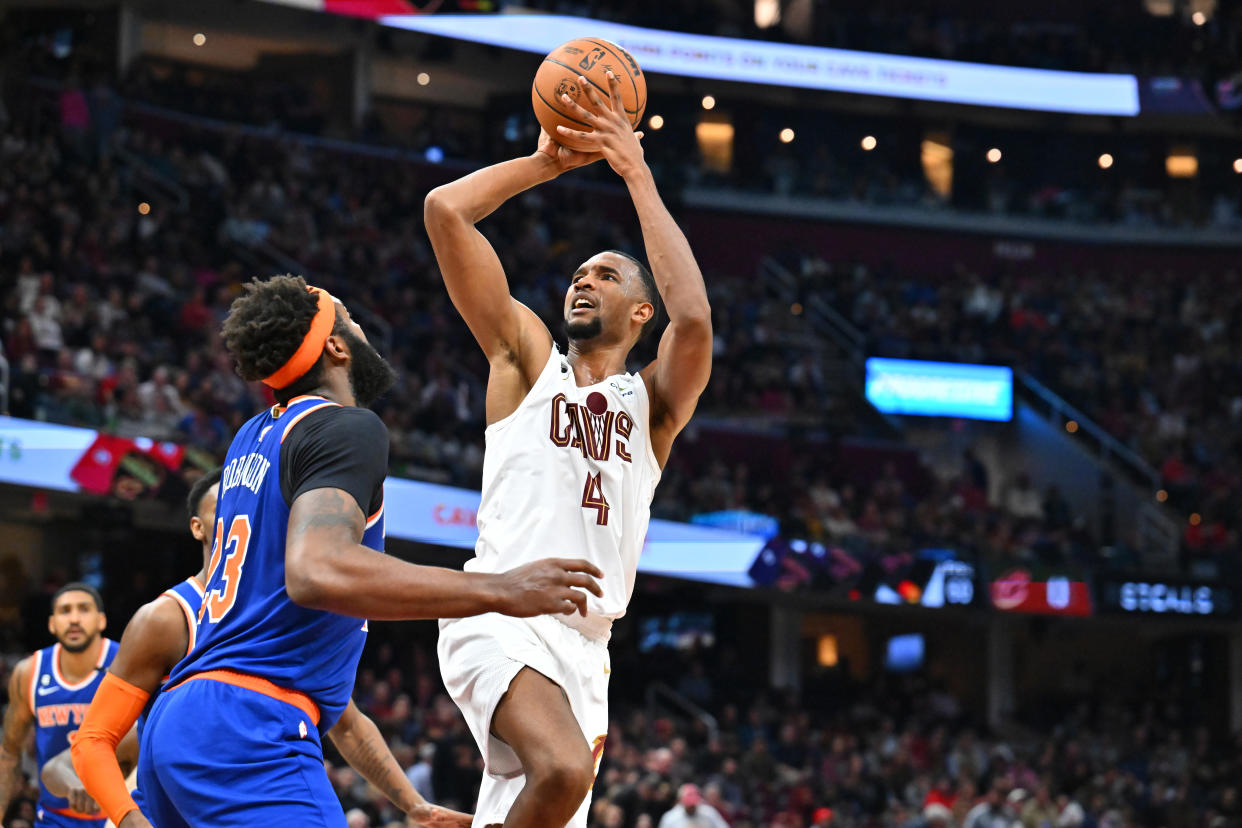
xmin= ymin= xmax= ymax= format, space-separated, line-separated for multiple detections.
xmin=425 ymin=70 xmax=712 ymax=828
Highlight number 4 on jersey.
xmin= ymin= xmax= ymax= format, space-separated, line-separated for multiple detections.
xmin=581 ymin=472 xmax=610 ymax=526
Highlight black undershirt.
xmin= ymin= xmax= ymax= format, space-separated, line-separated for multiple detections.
xmin=279 ymin=405 xmax=388 ymax=519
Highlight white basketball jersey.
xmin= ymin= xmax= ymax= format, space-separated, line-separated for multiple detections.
xmin=464 ymin=344 xmax=661 ymax=642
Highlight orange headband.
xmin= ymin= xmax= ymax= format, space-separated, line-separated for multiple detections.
xmin=262 ymin=288 xmax=336 ymax=388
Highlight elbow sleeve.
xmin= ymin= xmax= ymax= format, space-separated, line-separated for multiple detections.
xmin=70 ymin=672 xmax=150 ymax=825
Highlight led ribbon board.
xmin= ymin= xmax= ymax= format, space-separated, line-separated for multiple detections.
xmin=0 ymin=415 xmax=764 ymax=587
xmin=376 ymin=13 xmax=1140 ymax=115
xmin=382 ymin=477 xmax=763 ymax=586
xmin=865 ymin=358 xmax=1013 ymax=421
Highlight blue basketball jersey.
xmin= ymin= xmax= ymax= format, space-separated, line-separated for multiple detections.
xmin=166 ymin=396 xmax=384 ymax=730
xmin=30 ymin=638 xmax=117 ymax=825
xmin=134 ymin=576 xmax=204 ymax=743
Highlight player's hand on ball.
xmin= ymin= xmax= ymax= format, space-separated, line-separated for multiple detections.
xmin=556 ymin=71 xmax=645 ymax=179
xmin=408 ymin=803 xmax=473 ymax=828
xmin=494 ymin=558 xmax=604 ymax=617
xmin=118 ymin=809 xmax=155 ymax=828
xmin=536 ymin=127 xmax=603 ymax=173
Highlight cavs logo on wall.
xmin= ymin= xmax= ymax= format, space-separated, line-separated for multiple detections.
xmin=556 ymin=78 xmax=581 ymax=101
xmin=578 ymin=47 xmax=606 ymax=71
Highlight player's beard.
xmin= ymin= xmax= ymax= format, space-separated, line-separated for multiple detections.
xmin=342 ymin=329 xmax=397 ymax=407
xmin=58 ymin=631 xmax=98 ymax=654
xmin=565 ymin=316 xmax=603 ymax=341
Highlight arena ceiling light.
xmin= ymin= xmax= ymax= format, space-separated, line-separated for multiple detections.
xmin=1166 ymin=151 xmax=1198 ymax=178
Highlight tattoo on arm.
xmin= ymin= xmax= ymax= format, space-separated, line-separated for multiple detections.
xmin=354 ymin=738 xmax=412 ymax=809
xmin=0 ymin=749 xmax=21 ymax=814
xmin=334 ymin=713 xmax=419 ymax=814
xmin=290 ymin=489 xmax=364 ymax=543
xmin=1 ymin=663 xmax=33 ymax=812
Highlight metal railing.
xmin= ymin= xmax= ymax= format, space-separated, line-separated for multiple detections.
xmin=0 ymin=348 xmax=9 ymax=416
xmin=644 ymin=682 xmax=719 ymax=745
xmin=1017 ymin=372 xmax=1159 ymax=491
xmin=758 ymin=256 xmax=865 ymax=369
xmin=113 ymin=143 xmax=190 ymax=212
xmin=1017 ymin=372 xmax=1180 ymax=565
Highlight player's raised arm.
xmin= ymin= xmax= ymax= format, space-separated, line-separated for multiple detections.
xmin=423 ymin=134 xmax=598 ymax=370
xmin=558 ymin=73 xmax=713 ymax=464
xmin=327 ymin=701 xmax=471 ymax=828
xmin=0 ymin=657 xmax=34 ymax=814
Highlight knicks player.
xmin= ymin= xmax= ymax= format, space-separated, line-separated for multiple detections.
xmin=424 ymin=70 xmax=712 ymax=828
xmin=45 ymin=470 xmax=220 ymax=825
xmin=55 ymin=467 xmax=472 ymax=828
xmin=131 ymin=275 xmax=603 ymax=828
xmin=9 ymin=474 xmax=220 ymax=824
xmin=0 ymin=583 xmax=118 ymax=828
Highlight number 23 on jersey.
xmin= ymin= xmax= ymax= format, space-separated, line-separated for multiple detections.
xmin=200 ymin=515 xmax=252 ymax=623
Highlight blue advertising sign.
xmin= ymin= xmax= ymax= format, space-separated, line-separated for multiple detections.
xmin=865 ymin=358 xmax=1013 ymax=421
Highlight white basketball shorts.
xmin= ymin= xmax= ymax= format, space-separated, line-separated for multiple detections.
xmin=437 ymin=612 xmax=611 ymax=828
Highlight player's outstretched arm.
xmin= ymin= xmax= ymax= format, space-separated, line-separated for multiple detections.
xmin=71 ymin=597 xmax=187 ymax=828
xmin=328 ymin=701 xmax=471 ymax=828
xmin=558 ymin=73 xmax=713 ymax=464
xmin=423 ymin=134 xmax=597 ymax=368
xmin=42 ymin=726 xmax=137 ymax=817
xmin=285 ymin=488 xmax=603 ymax=620
xmin=0 ymin=658 xmax=34 ymax=815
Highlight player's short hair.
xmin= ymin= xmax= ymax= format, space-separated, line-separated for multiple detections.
xmin=604 ymin=250 xmax=663 ymax=342
xmin=221 ymin=274 xmax=346 ymax=404
xmin=187 ymin=466 xmax=223 ymax=522
xmin=51 ymin=582 xmax=103 ymax=613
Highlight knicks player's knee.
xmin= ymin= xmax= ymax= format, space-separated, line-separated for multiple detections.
xmin=531 ymin=746 xmax=594 ymax=802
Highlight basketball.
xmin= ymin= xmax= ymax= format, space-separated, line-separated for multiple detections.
xmin=532 ymin=37 xmax=647 ymax=152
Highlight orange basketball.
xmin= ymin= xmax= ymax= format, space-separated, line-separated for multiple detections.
xmin=532 ymin=37 xmax=647 ymax=152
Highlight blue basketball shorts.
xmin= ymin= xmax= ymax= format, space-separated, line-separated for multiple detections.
xmin=136 ymin=677 xmax=344 ymax=828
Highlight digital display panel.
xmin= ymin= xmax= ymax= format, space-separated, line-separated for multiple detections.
xmin=885 ymin=634 xmax=925 ymax=672
xmin=865 ymin=358 xmax=1013 ymax=421
xmin=253 ymin=3 xmax=1141 ymax=115
xmin=990 ymin=568 xmax=1093 ymax=616
xmin=1097 ymin=579 xmax=1235 ymax=617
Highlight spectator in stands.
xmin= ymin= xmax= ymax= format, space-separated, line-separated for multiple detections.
xmin=659 ymin=784 xmax=730 ymax=828
xmin=406 ymin=743 xmax=436 ymax=803
xmin=1021 ymin=785 xmax=1059 ymax=828
xmin=963 ymin=783 xmax=1010 ymax=828
xmin=1003 ymin=474 xmax=1044 ymax=521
